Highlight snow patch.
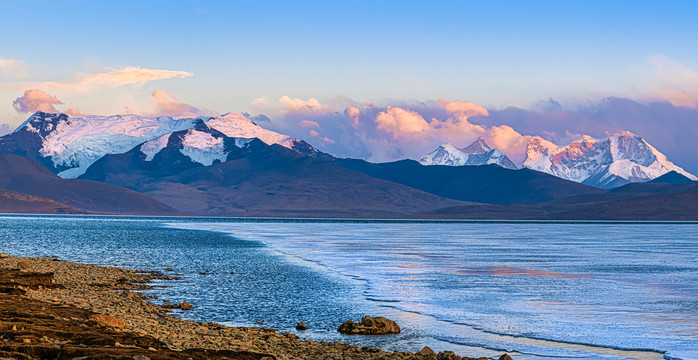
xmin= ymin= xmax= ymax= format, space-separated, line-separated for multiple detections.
xmin=140 ymin=134 xmax=171 ymax=161
xmin=206 ymin=113 xmax=293 ymax=147
xmin=180 ymin=130 xmax=227 ymax=166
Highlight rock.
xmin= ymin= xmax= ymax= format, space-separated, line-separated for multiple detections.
xmin=498 ymin=354 xmax=513 ymax=360
xmin=417 ymin=346 xmax=436 ymax=356
xmin=133 ymin=355 xmax=151 ymax=360
xmin=16 ymin=261 xmax=31 ymax=272
xmin=437 ymin=351 xmax=460 ymax=360
xmin=0 ymin=253 xmax=8 ymax=258
xmin=179 ymin=301 xmax=193 ymax=310
xmin=165 ymin=268 xmax=174 ymax=272
xmin=296 ymin=322 xmax=308 ymax=331
xmin=337 ymin=316 xmax=400 ymax=335
xmin=89 ymin=314 xmax=126 ymax=329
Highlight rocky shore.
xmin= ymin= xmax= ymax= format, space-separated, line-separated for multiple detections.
xmin=0 ymin=254 xmax=512 ymax=360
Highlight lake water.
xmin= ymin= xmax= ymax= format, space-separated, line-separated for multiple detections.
xmin=0 ymin=215 xmax=696 ymax=360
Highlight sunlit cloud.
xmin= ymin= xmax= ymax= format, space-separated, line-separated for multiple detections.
xmin=147 ymin=90 xmax=210 ymax=118
xmin=309 ymin=130 xmax=319 ymax=136
xmin=3 ymin=67 xmax=193 ymax=92
xmin=64 ymin=108 xmax=87 ymax=117
xmin=299 ymin=120 xmax=319 ymax=128
xmin=12 ymin=89 xmax=63 ymax=113
xmin=345 ymin=106 xmax=361 ymax=128
xmin=375 ymin=106 xmax=432 ymax=136
xmin=438 ymin=98 xmax=489 ymax=117
xmin=278 ymin=95 xmax=327 ymax=112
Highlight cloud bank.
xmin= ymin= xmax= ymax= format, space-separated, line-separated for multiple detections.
xmin=247 ymin=94 xmax=698 ymax=174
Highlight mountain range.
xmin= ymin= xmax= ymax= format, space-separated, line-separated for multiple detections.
xmin=0 ymin=111 xmax=695 ymax=219
xmin=420 ymin=133 xmax=696 ymax=189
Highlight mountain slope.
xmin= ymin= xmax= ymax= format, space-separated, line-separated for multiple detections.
xmin=79 ymin=125 xmax=466 ymax=217
xmin=419 ymin=137 xmax=517 ymax=169
xmin=333 ymin=158 xmax=603 ymax=204
xmin=0 ymin=153 xmax=178 ymax=215
xmin=524 ymin=132 xmax=696 ymax=188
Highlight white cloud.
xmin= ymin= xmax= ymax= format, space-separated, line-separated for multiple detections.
xmin=0 ymin=57 xmax=30 ymax=78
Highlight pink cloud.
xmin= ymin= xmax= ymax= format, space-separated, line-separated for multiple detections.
xmin=322 ymin=137 xmax=335 ymax=144
xmin=375 ymin=106 xmax=432 ymax=136
xmin=309 ymin=130 xmax=319 ymax=136
xmin=12 ymin=89 xmax=63 ymax=113
xmin=64 ymin=108 xmax=87 ymax=117
xmin=299 ymin=120 xmax=319 ymax=128
xmin=279 ymin=96 xmax=326 ymax=112
xmin=345 ymin=106 xmax=361 ymax=128
xmin=149 ymin=90 xmax=206 ymax=118
xmin=438 ymin=98 xmax=489 ymax=116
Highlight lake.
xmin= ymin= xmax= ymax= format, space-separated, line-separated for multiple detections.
xmin=1 ymin=215 xmax=696 ymax=360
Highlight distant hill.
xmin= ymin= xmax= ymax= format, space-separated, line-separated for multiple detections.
xmin=332 ymin=158 xmax=604 ymax=204
xmin=649 ymin=171 xmax=694 ymax=184
xmin=0 ymin=153 xmax=178 ymax=215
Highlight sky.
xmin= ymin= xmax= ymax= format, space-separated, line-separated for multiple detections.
xmin=1 ymin=0 xmax=698 ymax=172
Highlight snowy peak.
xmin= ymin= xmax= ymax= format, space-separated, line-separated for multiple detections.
xmin=419 ymin=138 xmax=517 ymax=169
xmin=459 ymin=136 xmax=490 ymax=154
xmin=15 ymin=111 xmax=70 ymax=137
xmin=523 ymin=132 xmax=697 ymax=188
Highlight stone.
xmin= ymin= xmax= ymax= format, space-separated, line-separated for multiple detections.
xmin=296 ymin=321 xmax=308 ymax=331
xmin=165 ymin=268 xmax=174 ymax=272
xmin=16 ymin=261 xmax=31 ymax=272
xmin=417 ymin=346 xmax=436 ymax=356
xmin=133 ymin=355 xmax=151 ymax=360
xmin=89 ymin=314 xmax=126 ymax=329
xmin=337 ymin=316 xmax=400 ymax=335
xmin=0 ymin=253 xmax=8 ymax=258
xmin=437 ymin=350 xmax=460 ymax=360
xmin=179 ymin=301 xmax=193 ymax=310
xmin=498 ymin=354 xmax=513 ymax=360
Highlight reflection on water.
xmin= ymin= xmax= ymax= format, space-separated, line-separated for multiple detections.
xmin=0 ymin=216 xmax=696 ymax=360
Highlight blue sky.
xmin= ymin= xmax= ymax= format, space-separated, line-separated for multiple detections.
xmin=1 ymin=0 xmax=698 ymax=171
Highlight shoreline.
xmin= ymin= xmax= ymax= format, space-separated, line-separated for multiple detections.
xmin=0 ymin=254 xmax=509 ymax=360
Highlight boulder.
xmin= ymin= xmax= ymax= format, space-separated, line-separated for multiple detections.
xmin=179 ymin=301 xmax=193 ymax=310
xmin=417 ymin=346 xmax=437 ymax=357
xmin=498 ymin=354 xmax=513 ymax=360
xmin=337 ymin=316 xmax=400 ymax=335
xmin=437 ymin=350 xmax=460 ymax=360
xmin=16 ymin=261 xmax=31 ymax=272
xmin=296 ymin=321 xmax=308 ymax=331
xmin=89 ymin=314 xmax=126 ymax=329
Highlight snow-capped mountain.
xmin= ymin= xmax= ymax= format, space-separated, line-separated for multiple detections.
xmin=419 ymin=137 xmax=517 ymax=169
xmin=523 ymin=132 xmax=697 ymax=188
xmin=0 ymin=111 xmax=312 ymax=178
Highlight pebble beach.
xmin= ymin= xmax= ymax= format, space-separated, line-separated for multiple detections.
xmin=0 ymin=254 xmax=510 ymax=360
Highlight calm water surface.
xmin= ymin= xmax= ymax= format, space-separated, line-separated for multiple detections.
xmin=0 ymin=216 xmax=696 ymax=360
